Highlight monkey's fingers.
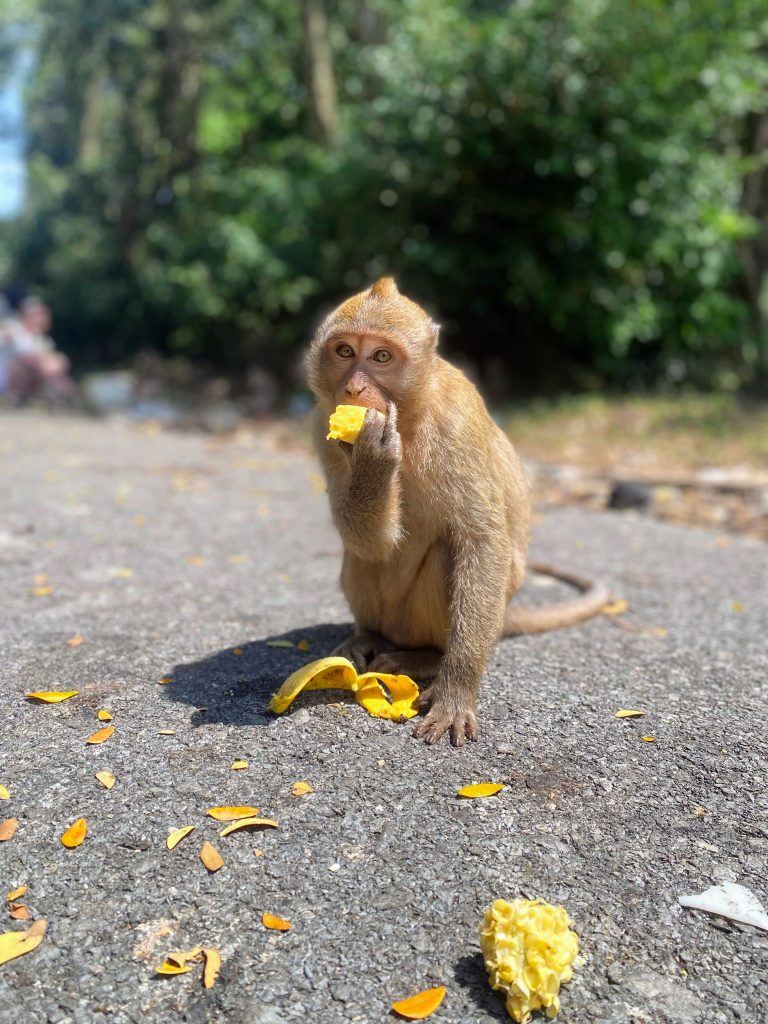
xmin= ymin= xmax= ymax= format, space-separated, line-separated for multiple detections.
xmin=412 ymin=704 xmax=479 ymax=747
xmin=352 ymin=408 xmax=387 ymax=455
xmin=412 ymin=709 xmax=450 ymax=745
xmin=363 ymin=406 xmax=386 ymax=438
xmin=450 ymin=710 xmax=479 ymax=747
xmin=381 ymin=401 xmax=399 ymax=446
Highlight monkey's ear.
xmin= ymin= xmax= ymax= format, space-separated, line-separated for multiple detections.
xmin=369 ymin=276 xmax=399 ymax=298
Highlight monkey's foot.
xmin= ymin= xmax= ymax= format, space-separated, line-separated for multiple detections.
xmin=368 ymin=648 xmax=442 ymax=681
xmin=412 ymin=686 xmax=480 ymax=747
xmin=333 ymin=632 xmax=395 ymax=673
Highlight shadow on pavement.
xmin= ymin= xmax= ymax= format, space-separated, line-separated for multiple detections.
xmin=454 ymin=953 xmax=508 ymax=1021
xmin=164 ymin=622 xmax=353 ymax=726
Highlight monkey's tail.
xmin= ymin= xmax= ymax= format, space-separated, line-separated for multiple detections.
xmin=503 ymin=561 xmax=611 ymax=636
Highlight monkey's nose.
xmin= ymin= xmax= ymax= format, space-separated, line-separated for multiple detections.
xmin=345 ymin=378 xmax=368 ymax=397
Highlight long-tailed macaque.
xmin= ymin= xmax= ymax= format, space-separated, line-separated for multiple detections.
xmin=307 ymin=277 xmax=609 ymax=746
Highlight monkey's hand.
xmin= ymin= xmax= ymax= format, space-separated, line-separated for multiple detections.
xmin=412 ymin=682 xmax=480 ymax=747
xmin=344 ymin=403 xmax=402 ymax=484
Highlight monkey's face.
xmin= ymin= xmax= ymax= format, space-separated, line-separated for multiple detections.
xmin=321 ymin=333 xmax=407 ymax=413
xmin=307 ymin=277 xmax=439 ymax=411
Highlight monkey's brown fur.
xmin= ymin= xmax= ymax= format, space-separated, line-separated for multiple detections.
xmin=307 ymin=277 xmax=608 ymax=746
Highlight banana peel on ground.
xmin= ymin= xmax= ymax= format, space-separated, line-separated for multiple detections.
xmin=269 ymin=657 xmax=419 ymax=722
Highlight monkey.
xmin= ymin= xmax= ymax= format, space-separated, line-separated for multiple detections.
xmin=306 ymin=277 xmax=609 ymax=746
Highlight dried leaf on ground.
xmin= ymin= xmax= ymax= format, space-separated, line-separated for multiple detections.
xmin=0 ymin=920 xmax=47 ymax=965
xmin=0 ymin=819 xmax=19 ymax=842
xmin=155 ymin=960 xmax=193 ymax=976
xmin=458 ymin=783 xmax=504 ymax=799
xmin=31 ymin=586 xmax=54 ymax=596
xmin=95 ymin=771 xmax=116 ymax=790
xmin=202 ymin=947 xmax=221 ymax=989
xmin=200 ymin=842 xmax=224 ymax=872
xmin=0 ymin=786 xmax=9 ymax=800
xmin=732 ymin=602 xmax=745 ymax=612
xmin=611 ymin=619 xmax=668 ymax=638
xmin=253 ymin=848 xmax=264 ymax=858
xmin=230 ymin=760 xmax=248 ymax=770
xmin=262 ymin=912 xmax=291 ymax=931
xmin=97 ymin=710 xmax=113 ymax=722
xmin=6 ymin=887 xmax=27 ymax=903
xmin=601 ymin=599 xmax=629 ymax=616
xmin=165 ymin=948 xmax=203 ymax=967
xmin=642 ymin=736 xmax=656 ymax=742
xmin=266 ymin=639 xmax=294 ymax=648
xmin=206 ymin=806 xmax=259 ymax=821
xmin=86 ymin=726 xmax=115 ymax=745
xmin=158 ymin=676 xmax=173 ymax=685
xmin=219 ymin=817 xmax=278 ymax=837
xmin=158 ymin=729 xmax=176 ymax=736
xmin=166 ymin=826 xmax=196 ymax=850
xmin=614 ymin=709 xmax=645 ymax=719
xmin=61 ymin=818 xmax=87 ymax=848
xmin=297 ymin=639 xmax=310 ymax=652
xmin=67 ymin=635 xmax=83 ymax=647
xmin=391 ymin=986 xmax=447 ymax=1020
xmin=291 ymin=781 xmax=313 ymax=797
xmin=26 ymin=690 xmax=78 ymax=703
xmin=232 ymin=647 xmax=243 ymax=655
xmin=9 ymin=905 xmax=30 ymax=921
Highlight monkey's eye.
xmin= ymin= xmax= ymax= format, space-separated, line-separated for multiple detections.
xmin=372 ymin=349 xmax=392 ymax=364
xmin=335 ymin=343 xmax=354 ymax=358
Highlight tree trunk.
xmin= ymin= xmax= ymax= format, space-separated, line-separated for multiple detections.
xmin=739 ymin=110 xmax=768 ymax=341
xmin=300 ymin=0 xmax=339 ymax=148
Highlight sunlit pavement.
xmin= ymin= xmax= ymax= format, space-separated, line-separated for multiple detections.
xmin=1 ymin=411 xmax=766 ymax=1024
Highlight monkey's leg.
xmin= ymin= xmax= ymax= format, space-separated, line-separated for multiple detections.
xmin=333 ymin=632 xmax=395 ymax=673
xmin=368 ymin=648 xmax=442 ymax=681
xmin=412 ymin=537 xmax=508 ymax=747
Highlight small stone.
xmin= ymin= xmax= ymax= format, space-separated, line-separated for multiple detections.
xmin=608 ymin=481 xmax=652 ymax=511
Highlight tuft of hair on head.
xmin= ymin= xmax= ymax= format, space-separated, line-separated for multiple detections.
xmin=368 ymin=276 xmax=399 ymax=299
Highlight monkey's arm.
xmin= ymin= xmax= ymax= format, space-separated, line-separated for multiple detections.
xmin=319 ymin=405 xmax=403 ymax=562
xmin=413 ymin=526 xmax=510 ymax=746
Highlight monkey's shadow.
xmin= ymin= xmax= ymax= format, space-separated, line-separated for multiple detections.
xmin=163 ymin=623 xmax=353 ymax=727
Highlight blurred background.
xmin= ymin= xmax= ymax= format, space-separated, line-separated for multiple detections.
xmin=1 ymin=0 xmax=767 ymax=534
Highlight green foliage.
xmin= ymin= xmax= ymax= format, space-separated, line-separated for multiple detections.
xmin=2 ymin=0 xmax=768 ymax=390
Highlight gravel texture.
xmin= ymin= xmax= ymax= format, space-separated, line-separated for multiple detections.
xmin=0 ymin=410 xmax=766 ymax=1024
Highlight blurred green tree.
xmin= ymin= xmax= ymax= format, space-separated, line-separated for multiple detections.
xmin=1 ymin=0 xmax=767 ymax=392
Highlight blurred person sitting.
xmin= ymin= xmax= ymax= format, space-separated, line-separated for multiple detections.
xmin=0 ymin=297 xmax=75 ymax=405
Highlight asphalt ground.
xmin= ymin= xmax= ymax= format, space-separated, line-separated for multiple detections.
xmin=0 ymin=410 xmax=766 ymax=1024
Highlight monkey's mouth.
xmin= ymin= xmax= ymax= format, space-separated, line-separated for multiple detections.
xmin=338 ymin=387 xmax=392 ymax=416
xmin=344 ymin=398 xmax=388 ymax=415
